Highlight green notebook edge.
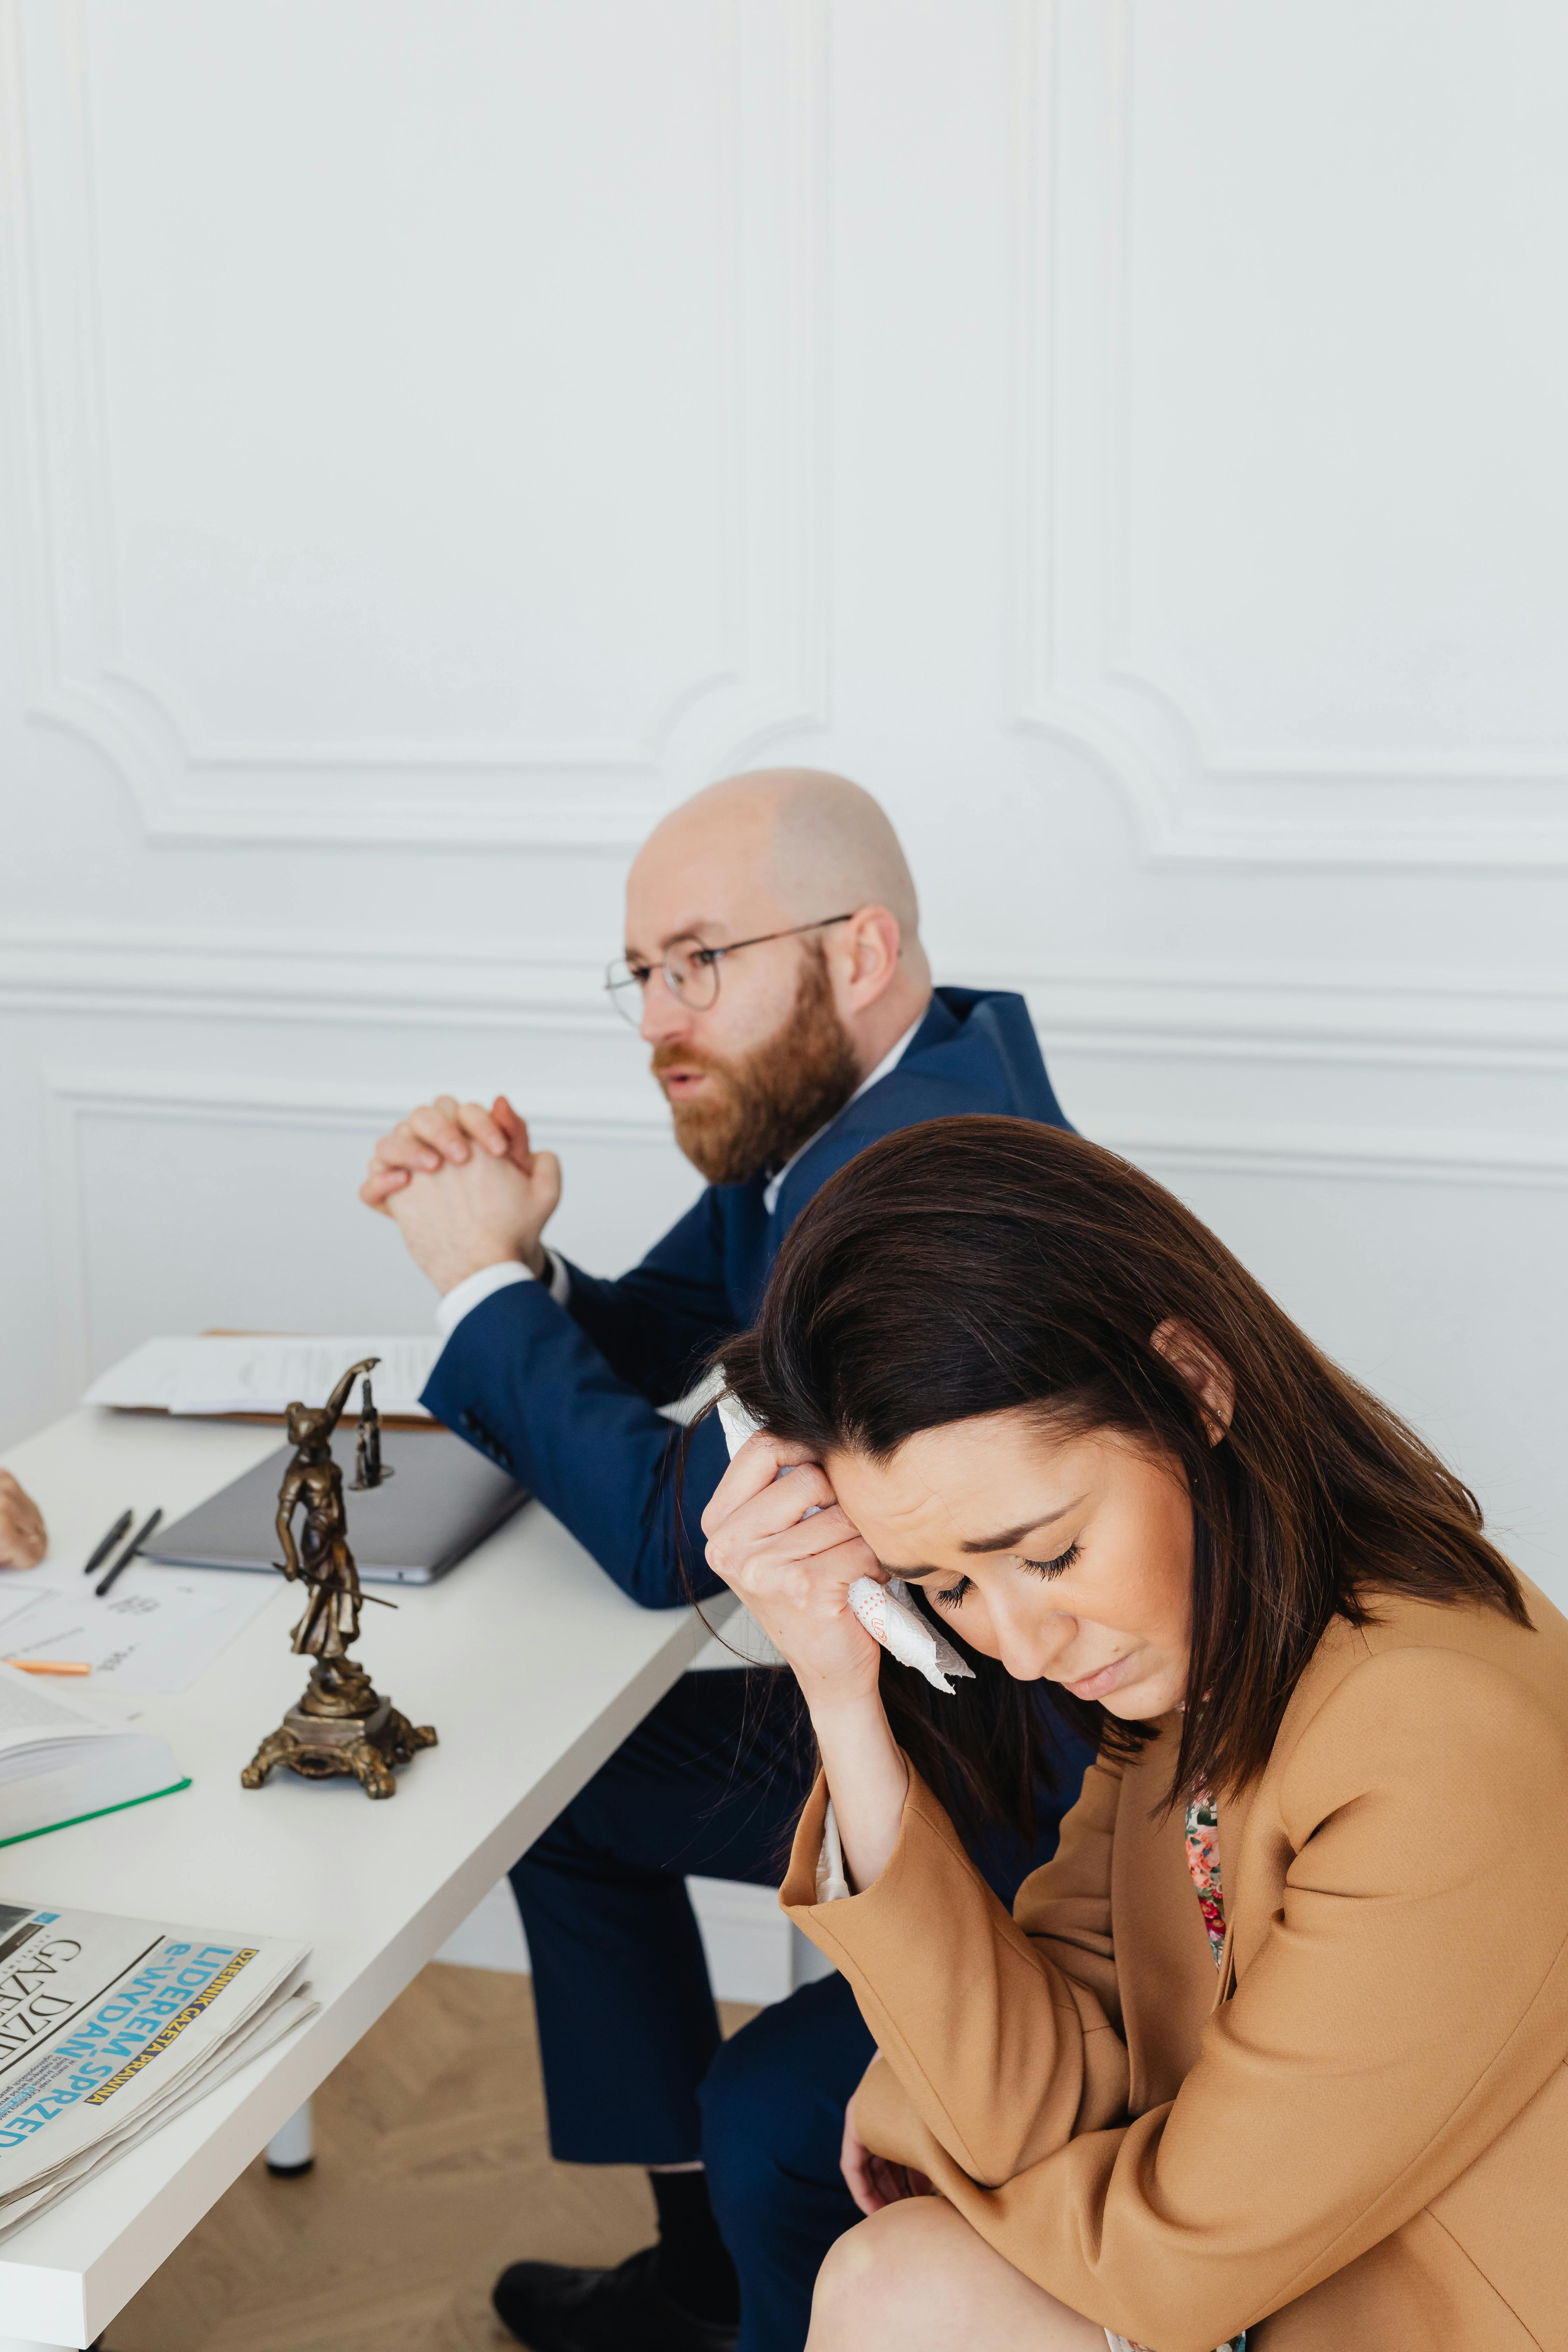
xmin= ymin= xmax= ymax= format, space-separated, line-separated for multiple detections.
xmin=0 ymin=1776 xmax=193 ymax=1850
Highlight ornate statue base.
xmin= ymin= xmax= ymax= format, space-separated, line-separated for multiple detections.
xmin=241 ymin=1656 xmax=436 ymax=1801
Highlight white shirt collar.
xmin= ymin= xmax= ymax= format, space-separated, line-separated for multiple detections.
xmin=762 ymin=1009 xmax=927 ymax=1216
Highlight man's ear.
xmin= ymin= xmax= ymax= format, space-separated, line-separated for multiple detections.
xmin=832 ymin=905 xmax=902 ymax=1011
xmin=1149 ymin=1318 xmax=1234 ymax=1445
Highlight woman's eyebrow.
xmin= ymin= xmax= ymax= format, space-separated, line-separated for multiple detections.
xmin=885 ymin=1494 xmax=1090 ymax=1577
xmin=957 ymin=1495 xmax=1089 ymax=1554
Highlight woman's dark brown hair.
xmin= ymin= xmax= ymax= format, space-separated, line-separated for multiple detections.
xmin=717 ymin=1115 xmax=1527 ymax=1830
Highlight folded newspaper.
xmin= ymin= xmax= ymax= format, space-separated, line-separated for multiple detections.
xmin=0 ymin=1899 xmax=314 ymax=2238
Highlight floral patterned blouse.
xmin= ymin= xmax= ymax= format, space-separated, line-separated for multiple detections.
xmin=1184 ymin=1786 xmax=1228 ymax=1967
xmin=1105 ymin=1790 xmax=1245 ymax=2352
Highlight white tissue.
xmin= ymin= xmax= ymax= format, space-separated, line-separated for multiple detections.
xmin=715 ymin=1387 xmax=975 ymax=1696
xmin=716 ymin=1390 xmax=768 ymax=1460
xmin=845 ymin=1573 xmax=974 ymax=1695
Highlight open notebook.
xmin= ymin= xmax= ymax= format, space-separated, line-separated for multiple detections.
xmin=0 ymin=1664 xmax=188 ymax=1848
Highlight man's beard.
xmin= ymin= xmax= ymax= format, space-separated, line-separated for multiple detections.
xmin=653 ymin=947 xmax=861 ymax=1188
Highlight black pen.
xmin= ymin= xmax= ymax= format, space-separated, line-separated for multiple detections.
xmin=95 ymin=1508 xmax=162 ymax=1598
xmin=82 ymin=1508 xmax=134 ymax=1578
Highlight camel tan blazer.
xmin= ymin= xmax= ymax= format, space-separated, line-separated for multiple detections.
xmin=782 ymin=1579 xmax=1568 ymax=2350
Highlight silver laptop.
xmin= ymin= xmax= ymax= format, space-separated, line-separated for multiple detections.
xmin=144 ymin=1429 xmax=528 ymax=1587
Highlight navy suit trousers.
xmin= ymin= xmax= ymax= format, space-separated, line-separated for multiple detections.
xmin=510 ymin=1666 xmax=870 ymax=2352
xmin=701 ymin=1974 xmax=874 ymax=2352
xmin=510 ymin=1667 xmax=817 ymax=2168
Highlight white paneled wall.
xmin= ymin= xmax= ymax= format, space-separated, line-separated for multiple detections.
xmin=4 ymin=2 xmax=1567 ymax=1997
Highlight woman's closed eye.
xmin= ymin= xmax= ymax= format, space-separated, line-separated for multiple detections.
xmin=1024 ymin=1540 xmax=1081 ymax=1581
xmin=931 ymin=1540 xmax=1082 ymax=1611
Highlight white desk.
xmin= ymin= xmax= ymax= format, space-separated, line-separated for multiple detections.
xmin=0 ymin=1408 xmax=716 ymax=2350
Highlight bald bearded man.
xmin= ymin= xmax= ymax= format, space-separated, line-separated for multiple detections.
xmin=362 ymin=771 xmax=1089 ymax=2352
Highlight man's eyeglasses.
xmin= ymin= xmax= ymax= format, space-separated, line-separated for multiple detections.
xmin=604 ymin=915 xmax=854 ymax=1029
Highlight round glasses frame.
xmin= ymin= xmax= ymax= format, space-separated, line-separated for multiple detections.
xmin=603 ymin=913 xmax=854 ymax=1029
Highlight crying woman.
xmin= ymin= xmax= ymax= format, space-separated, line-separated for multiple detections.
xmin=702 ymin=1116 xmax=1568 ymax=2352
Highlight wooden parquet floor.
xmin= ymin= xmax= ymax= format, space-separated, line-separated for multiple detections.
xmin=104 ymin=1966 xmax=758 ymax=2352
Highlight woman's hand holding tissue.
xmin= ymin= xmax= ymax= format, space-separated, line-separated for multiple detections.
xmin=701 ymin=1428 xmax=886 ymax=1709
xmin=701 ymin=1427 xmax=909 ymax=1892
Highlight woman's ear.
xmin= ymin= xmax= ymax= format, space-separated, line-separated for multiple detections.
xmin=1149 ymin=1318 xmax=1235 ymax=1444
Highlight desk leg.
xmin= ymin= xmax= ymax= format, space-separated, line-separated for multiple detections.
xmin=265 ymin=2097 xmax=315 ymax=2176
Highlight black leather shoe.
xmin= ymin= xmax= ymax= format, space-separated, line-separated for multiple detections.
xmin=492 ymin=2242 xmax=740 ymax=2352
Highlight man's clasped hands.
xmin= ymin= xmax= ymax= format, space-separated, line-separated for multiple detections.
xmin=360 ymin=1094 xmax=564 ymax=1300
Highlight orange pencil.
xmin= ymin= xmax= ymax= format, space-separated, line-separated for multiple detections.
xmin=9 ymin=1659 xmax=90 ymax=1676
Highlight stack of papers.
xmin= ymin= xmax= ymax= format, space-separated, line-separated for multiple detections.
xmin=0 ymin=1897 xmax=313 ymax=2238
xmin=0 ymin=1548 xmax=281 ymax=1698
xmin=83 ymin=1335 xmax=441 ymax=1420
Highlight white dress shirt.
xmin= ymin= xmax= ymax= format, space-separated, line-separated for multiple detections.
xmin=434 ymin=1245 xmax=570 ymax=1338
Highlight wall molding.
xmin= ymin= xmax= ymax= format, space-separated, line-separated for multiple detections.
xmin=2 ymin=0 xmax=830 ymax=848
xmin=42 ymin=1061 xmax=668 ymax=1136
xmin=23 ymin=951 xmax=1568 ymax=1413
xmin=0 ymin=918 xmax=623 ymax=1034
xmin=6 ymin=918 xmax=1568 ymax=1074
xmin=1100 ymin=1119 xmax=1568 ymax=1193
xmin=40 ymin=1060 xmax=670 ymax=1398
xmin=1010 ymin=0 xmax=1568 ymax=869
xmin=34 ymin=1011 xmax=1568 ymax=1409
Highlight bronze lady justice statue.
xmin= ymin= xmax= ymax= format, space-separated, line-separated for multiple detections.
xmin=241 ymin=1357 xmax=436 ymax=1799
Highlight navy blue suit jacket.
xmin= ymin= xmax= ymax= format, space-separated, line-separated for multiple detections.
xmin=422 ymin=988 xmax=1071 ymax=1608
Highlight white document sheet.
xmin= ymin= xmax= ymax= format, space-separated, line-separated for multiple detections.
xmin=0 ymin=1553 xmax=281 ymax=1697
xmin=82 ymin=1335 xmax=441 ymax=1419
